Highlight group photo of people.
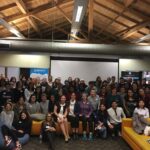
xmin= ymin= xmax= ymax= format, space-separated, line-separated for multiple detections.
xmin=0 ymin=75 xmax=150 ymax=150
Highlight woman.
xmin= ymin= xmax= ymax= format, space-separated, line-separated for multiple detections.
xmin=133 ymin=100 xmax=150 ymax=134
xmin=1 ymin=111 xmax=31 ymax=149
xmin=78 ymin=93 xmax=93 ymax=140
xmin=13 ymin=81 xmax=24 ymax=103
xmin=67 ymin=93 xmax=79 ymax=139
xmin=24 ymin=82 xmax=34 ymax=102
xmin=54 ymin=95 xmax=70 ymax=142
xmin=41 ymin=113 xmax=56 ymax=150
xmin=1 ymin=102 xmax=14 ymax=128
xmin=95 ymin=104 xmax=109 ymax=139
xmin=26 ymin=94 xmax=41 ymax=120
xmin=133 ymin=99 xmax=149 ymax=118
xmin=13 ymin=96 xmax=26 ymax=122
xmin=124 ymin=89 xmax=137 ymax=117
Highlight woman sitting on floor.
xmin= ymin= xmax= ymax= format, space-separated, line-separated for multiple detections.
xmin=1 ymin=102 xmax=14 ymax=129
xmin=54 ymin=95 xmax=70 ymax=143
xmin=1 ymin=111 xmax=31 ymax=150
xmin=40 ymin=113 xmax=56 ymax=150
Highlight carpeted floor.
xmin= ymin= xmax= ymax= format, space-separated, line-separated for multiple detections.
xmin=23 ymin=136 xmax=131 ymax=150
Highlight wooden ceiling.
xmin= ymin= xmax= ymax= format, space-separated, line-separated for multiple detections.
xmin=0 ymin=0 xmax=150 ymax=44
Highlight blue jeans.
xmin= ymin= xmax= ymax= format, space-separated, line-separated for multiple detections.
xmin=97 ymin=127 xmax=107 ymax=139
xmin=19 ymin=134 xmax=30 ymax=145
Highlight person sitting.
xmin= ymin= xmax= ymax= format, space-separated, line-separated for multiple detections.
xmin=1 ymin=111 xmax=31 ymax=149
xmin=40 ymin=113 xmax=56 ymax=150
xmin=132 ymin=99 xmax=150 ymax=134
xmin=88 ymin=89 xmax=100 ymax=124
xmin=67 ymin=92 xmax=80 ymax=139
xmin=133 ymin=99 xmax=149 ymax=118
xmin=78 ymin=93 xmax=93 ymax=140
xmin=54 ymin=95 xmax=70 ymax=143
xmin=39 ymin=93 xmax=49 ymax=120
xmin=26 ymin=94 xmax=42 ymax=120
xmin=124 ymin=89 xmax=137 ymax=117
xmin=1 ymin=102 xmax=14 ymax=129
xmin=95 ymin=104 xmax=109 ymax=139
xmin=13 ymin=96 xmax=26 ymax=122
xmin=107 ymin=101 xmax=126 ymax=137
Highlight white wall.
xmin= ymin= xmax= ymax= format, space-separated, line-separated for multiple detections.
xmin=0 ymin=54 xmax=50 ymax=68
xmin=119 ymin=58 xmax=150 ymax=76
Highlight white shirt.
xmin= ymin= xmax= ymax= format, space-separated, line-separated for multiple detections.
xmin=134 ymin=107 xmax=149 ymax=118
xmin=69 ymin=100 xmax=76 ymax=116
xmin=59 ymin=103 xmax=65 ymax=115
xmin=107 ymin=107 xmax=126 ymax=124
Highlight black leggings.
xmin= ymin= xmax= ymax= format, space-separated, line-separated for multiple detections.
xmin=68 ymin=115 xmax=79 ymax=129
xmin=1 ymin=125 xmax=18 ymax=142
xmin=79 ymin=116 xmax=93 ymax=133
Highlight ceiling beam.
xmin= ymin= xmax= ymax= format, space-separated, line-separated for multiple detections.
xmin=0 ymin=18 xmax=25 ymax=38
xmin=56 ymin=5 xmax=72 ymax=23
xmin=5 ymin=0 xmax=73 ymax=23
xmin=132 ymin=34 xmax=150 ymax=43
xmin=0 ymin=3 xmax=16 ymax=11
xmin=14 ymin=0 xmax=42 ymax=37
xmin=95 ymin=0 xmax=136 ymax=38
xmin=88 ymin=0 xmax=94 ymax=39
xmin=123 ymin=0 xmax=136 ymax=7
xmin=94 ymin=1 xmax=139 ymax=24
xmin=31 ymin=15 xmax=81 ymax=40
xmin=121 ymin=20 xmax=150 ymax=39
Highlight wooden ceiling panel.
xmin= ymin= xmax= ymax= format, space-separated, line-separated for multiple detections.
xmin=0 ymin=0 xmax=149 ymax=44
xmin=132 ymin=1 xmax=150 ymax=16
xmin=24 ymin=0 xmax=52 ymax=10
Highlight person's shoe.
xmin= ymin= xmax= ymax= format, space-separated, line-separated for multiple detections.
xmin=75 ymin=134 xmax=79 ymax=140
xmin=82 ymin=132 xmax=87 ymax=141
xmin=73 ymin=133 xmax=76 ymax=140
xmin=65 ymin=137 xmax=69 ymax=143
xmin=88 ymin=133 xmax=93 ymax=141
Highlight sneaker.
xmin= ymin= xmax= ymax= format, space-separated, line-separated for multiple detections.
xmin=82 ymin=132 xmax=87 ymax=141
xmin=88 ymin=133 xmax=93 ymax=141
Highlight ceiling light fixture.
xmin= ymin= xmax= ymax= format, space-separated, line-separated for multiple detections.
xmin=75 ymin=6 xmax=83 ymax=22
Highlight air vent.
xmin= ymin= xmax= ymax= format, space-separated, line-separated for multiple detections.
xmin=0 ymin=43 xmax=10 ymax=49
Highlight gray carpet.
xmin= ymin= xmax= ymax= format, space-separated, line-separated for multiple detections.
xmin=23 ymin=136 xmax=131 ymax=150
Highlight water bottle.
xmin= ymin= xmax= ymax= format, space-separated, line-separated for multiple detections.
xmin=39 ymin=134 xmax=42 ymax=144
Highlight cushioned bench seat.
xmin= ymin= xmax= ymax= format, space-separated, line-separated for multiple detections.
xmin=31 ymin=121 xmax=91 ymax=135
xmin=123 ymin=127 xmax=150 ymax=150
xmin=122 ymin=118 xmax=150 ymax=150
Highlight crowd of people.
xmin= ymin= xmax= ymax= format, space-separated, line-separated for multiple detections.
xmin=0 ymin=75 xmax=150 ymax=150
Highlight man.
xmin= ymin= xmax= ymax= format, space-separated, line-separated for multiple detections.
xmin=107 ymin=101 xmax=126 ymax=137
xmin=40 ymin=93 xmax=49 ymax=115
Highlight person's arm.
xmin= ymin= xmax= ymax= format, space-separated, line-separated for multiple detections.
xmin=63 ymin=106 xmax=68 ymax=118
xmin=145 ymin=108 xmax=149 ymax=118
xmin=87 ymin=103 xmax=93 ymax=117
xmin=36 ymin=102 xmax=41 ymax=113
xmin=121 ymin=108 xmax=126 ymax=118
xmin=54 ymin=105 xmax=58 ymax=117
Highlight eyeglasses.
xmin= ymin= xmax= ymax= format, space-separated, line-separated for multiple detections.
xmin=47 ymin=116 xmax=51 ymax=117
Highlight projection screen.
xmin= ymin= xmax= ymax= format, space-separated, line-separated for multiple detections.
xmin=51 ymin=57 xmax=119 ymax=84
